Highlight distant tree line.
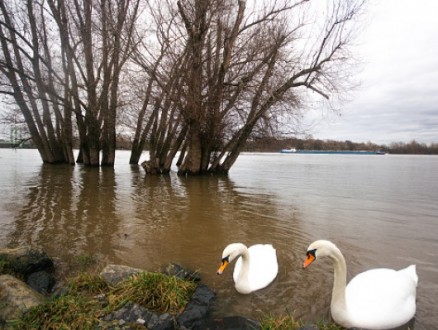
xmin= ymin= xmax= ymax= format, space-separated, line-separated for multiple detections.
xmin=6 ymin=134 xmax=437 ymax=155
xmin=244 ymin=137 xmax=438 ymax=155
xmin=386 ymin=140 xmax=438 ymax=155
xmin=0 ymin=0 xmax=367 ymax=174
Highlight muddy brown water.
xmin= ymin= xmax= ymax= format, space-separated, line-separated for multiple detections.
xmin=1 ymin=149 xmax=437 ymax=329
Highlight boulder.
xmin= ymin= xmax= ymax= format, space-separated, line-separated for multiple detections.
xmin=99 ymin=264 xmax=144 ymax=286
xmin=162 ymin=263 xmax=201 ymax=282
xmin=177 ymin=284 xmax=215 ymax=329
xmin=26 ymin=270 xmax=56 ymax=294
xmin=0 ymin=246 xmax=54 ymax=279
xmin=0 ymin=274 xmax=45 ymax=322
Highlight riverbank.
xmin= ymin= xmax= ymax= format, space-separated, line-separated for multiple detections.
xmin=0 ymin=246 xmax=340 ymax=330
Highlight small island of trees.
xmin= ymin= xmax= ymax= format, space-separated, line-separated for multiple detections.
xmin=0 ymin=0 xmax=369 ymax=175
xmin=2 ymin=0 xmax=435 ymax=176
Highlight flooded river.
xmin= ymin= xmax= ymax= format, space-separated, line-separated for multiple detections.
xmin=0 ymin=149 xmax=437 ymax=329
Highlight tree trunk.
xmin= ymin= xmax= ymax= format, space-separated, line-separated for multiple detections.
xmin=178 ymin=121 xmax=203 ymax=175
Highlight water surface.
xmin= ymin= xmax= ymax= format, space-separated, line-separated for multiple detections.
xmin=0 ymin=149 xmax=437 ymax=328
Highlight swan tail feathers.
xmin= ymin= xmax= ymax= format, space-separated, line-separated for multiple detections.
xmin=402 ymin=265 xmax=418 ymax=285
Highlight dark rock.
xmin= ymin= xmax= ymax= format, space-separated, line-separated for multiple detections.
xmin=162 ymin=263 xmax=201 ymax=282
xmin=99 ymin=264 xmax=144 ymax=286
xmin=190 ymin=284 xmax=215 ymax=306
xmin=0 ymin=247 xmax=54 ymax=278
xmin=150 ymin=314 xmax=175 ymax=330
xmin=177 ymin=284 xmax=215 ymax=330
xmin=200 ymin=316 xmax=261 ymax=330
xmin=26 ymin=270 xmax=56 ymax=294
xmin=101 ymin=302 xmax=174 ymax=330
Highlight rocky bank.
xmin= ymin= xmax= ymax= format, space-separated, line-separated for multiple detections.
xmin=0 ymin=246 xmax=321 ymax=330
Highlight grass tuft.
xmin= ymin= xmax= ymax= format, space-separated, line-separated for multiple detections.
xmin=73 ymin=254 xmax=96 ymax=271
xmin=109 ymin=272 xmax=196 ymax=314
xmin=67 ymin=273 xmax=109 ymax=295
xmin=316 ymin=320 xmax=345 ymax=330
xmin=260 ymin=313 xmax=302 ymax=330
xmin=10 ymin=294 xmax=103 ymax=330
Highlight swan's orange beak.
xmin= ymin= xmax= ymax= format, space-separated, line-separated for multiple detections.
xmin=303 ymin=253 xmax=315 ymax=269
xmin=217 ymin=260 xmax=229 ymax=275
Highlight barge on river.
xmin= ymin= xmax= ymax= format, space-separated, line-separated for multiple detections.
xmin=280 ymin=148 xmax=386 ymax=155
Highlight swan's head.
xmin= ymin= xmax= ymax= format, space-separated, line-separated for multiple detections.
xmin=303 ymin=240 xmax=339 ymax=268
xmin=217 ymin=243 xmax=246 ymax=275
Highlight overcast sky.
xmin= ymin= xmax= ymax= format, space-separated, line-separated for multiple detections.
xmin=304 ymin=0 xmax=438 ymax=145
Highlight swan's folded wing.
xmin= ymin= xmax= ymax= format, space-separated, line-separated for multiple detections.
xmin=247 ymin=244 xmax=278 ymax=290
xmin=346 ymin=267 xmax=417 ymax=328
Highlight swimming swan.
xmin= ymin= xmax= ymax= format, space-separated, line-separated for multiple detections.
xmin=303 ymin=240 xmax=418 ymax=329
xmin=217 ymin=243 xmax=278 ymax=294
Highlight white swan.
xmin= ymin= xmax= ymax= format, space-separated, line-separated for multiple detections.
xmin=303 ymin=240 xmax=418 ymax=330
xmin=217 ymin=243 xmax=278 ymax=294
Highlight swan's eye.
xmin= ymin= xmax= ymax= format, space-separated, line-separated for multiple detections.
xmin=303 ymin=249 xmax=317 ymax=268
xmin=307 ymin=249 xmax=316 ymax=258
xmin=217 ymin=256 xmax=230 ymax=275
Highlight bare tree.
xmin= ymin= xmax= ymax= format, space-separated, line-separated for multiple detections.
xmin=128 ymin=0 xmax=186 ymax=168
xmin=51 ymin=0 xmax=141 ymax=166
xmin=1 ymin=0 xmax=365 ymax=174
xmin=1 ymin=0 xmax=142 ymax=166
xmin=0 ymin=0 xmax=72 ymax=163
xmin=132 ymin=0 xmax=365 ymax=175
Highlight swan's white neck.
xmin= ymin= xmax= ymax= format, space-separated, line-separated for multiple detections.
xmin=329 ymin=245 xmax=349 ymax=325
xmin=235 ymin=246 xmax=251 ymax=294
